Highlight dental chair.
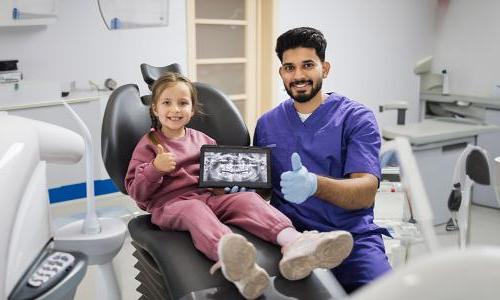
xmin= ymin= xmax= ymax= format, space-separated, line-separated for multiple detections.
xmin=100 ymin=64 xmax=343 ymax=299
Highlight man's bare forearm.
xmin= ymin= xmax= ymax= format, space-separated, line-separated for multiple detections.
xmin=314 ymin=173 xmax=378 ymax=210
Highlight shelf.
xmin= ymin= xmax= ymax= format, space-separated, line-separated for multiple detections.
xmin=420 ymin=92 xmax=500 ymax=109
xmin=196 ymin=58 xmax=247 ymax=65
xmin=195 ymin=18 xmax=247 ymax=26
xmin=1 ymin=0 xmax=58 ymax=27
xmin=0 ymin=96 xmax=101 ymax=111
xmin=0 ymin=17 xmax=56 ymax=27
xmin=0 ymin=81 xmax=108 ymax=111
xmin=228 ymin=94 xmax=246 ymax=101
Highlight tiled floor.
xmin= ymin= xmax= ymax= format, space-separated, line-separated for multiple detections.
xmin=51 ymin=193 xmax=500 ymax=300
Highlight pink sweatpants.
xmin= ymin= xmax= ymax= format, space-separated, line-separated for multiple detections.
xmin=150 ymin=190 xmax=292 ymax=261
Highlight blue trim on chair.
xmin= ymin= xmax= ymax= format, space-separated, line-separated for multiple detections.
xmin=48 ymin=179 xmax=119 ymax=204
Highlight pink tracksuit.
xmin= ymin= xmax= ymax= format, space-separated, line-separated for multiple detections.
xmin=125 ymin=128 xmax=292 ymax=260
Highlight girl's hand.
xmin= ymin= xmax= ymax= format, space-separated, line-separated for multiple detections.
xmin=153 ymin=144 xmax=176 ymax=173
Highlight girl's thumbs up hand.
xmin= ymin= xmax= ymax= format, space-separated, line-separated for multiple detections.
xmin=153 ymin=144 xmax=176 ymax=173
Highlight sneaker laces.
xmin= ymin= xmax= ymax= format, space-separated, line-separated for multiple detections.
xmin=280 ymin=230 xmax=320 ymax=254
xmin=303 ymin=230 xmax=319 ymax=235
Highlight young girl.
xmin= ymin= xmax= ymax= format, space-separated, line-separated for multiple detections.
xmin=125 ymin=73 xmax=353 ymax=299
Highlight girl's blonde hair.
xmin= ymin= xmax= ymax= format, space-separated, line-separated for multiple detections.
xmin=148 ymin=72 xmax=200 ymax=144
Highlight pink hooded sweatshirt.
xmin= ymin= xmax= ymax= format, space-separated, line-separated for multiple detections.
xmin=125 ymin=128 xmax=216 ymax=211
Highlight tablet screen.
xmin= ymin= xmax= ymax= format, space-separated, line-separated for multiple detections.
xmin=199 ymin=145 xmax=271 ymax=189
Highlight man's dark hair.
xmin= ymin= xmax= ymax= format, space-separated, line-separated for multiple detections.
xmin=275 ymin=27 xmax=327 ymax=62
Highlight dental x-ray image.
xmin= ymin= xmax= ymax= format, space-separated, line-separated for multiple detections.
xmin=199 ymin=145 xmax=271 ymax=188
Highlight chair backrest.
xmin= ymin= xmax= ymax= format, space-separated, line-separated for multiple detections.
xmin=101 ymin=84 xmax=150 ymax=194
xmin=101 ymin=66 xmax=250 ymax=194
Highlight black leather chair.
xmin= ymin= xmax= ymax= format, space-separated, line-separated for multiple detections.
xmin=101 ymin=64 xmax=341 ymax=299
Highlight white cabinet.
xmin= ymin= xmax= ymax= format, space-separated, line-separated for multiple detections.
xmin=412 ymin=137 xmax=475 ymax=225
xmin=0 ymin=81 xmax=61 ymax=107
xmin=0 ymin=0 xmax=57 ymax=27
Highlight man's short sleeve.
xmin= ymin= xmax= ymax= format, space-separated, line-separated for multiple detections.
xmin=343 ymin=109 xmax=381 ymax=180
xmin=253 ymin=119 xmax=264 ymax=146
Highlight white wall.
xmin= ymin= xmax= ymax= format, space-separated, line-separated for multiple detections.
xmin=0 ymin=0 xmax=188 ymax=96
xmin=276 ymin=0 xmax=438 ymax=128
xmin=433 ymin=0 xmax=500 ymax=98
xmin=2 ymin=0 xmax=497 ymax=145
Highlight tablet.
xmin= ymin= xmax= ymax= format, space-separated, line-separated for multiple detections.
xmin=199 ymin=145 xmax=272 ymax=189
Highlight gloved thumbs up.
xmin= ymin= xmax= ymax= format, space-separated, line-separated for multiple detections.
xmin=280 ymin=152 xmax=318 ymax=204
xmin=291 ymin=152 xmax=303 ymax=171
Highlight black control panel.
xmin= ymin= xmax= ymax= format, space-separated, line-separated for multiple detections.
xmin=8 ymin=244 xmax=87 ymax=300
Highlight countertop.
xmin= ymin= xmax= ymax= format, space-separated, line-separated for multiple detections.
xmin=421 ymin=92 xmax=500 ymax=110
xmin=382 ymin=119 xmax=499 ymax=145
xmin=0 ymin=90 xmax=110 ymax=111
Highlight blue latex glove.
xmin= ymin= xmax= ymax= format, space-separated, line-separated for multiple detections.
xmin=224 ymin=186 xmax=255 ymax=194
xmin=280 ymin=152 xmax=317 ymax=204
xmin=380 ymin=150 xmax=398 ymax=168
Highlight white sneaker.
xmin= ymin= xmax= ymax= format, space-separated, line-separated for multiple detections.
xmin=279 ymin=230 xmax=353 ymax=280
xmin=210 ymin=234 xmax=269 ymax=299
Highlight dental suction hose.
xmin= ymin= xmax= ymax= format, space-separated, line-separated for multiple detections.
xmin=62 ymin=101 xmax=101 ymax=234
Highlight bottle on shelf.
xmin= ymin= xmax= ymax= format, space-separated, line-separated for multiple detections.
xmin=442 ymin=69 xmax=449 ymax=95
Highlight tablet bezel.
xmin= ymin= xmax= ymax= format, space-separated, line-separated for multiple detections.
xmin=199 ymin=145 xmax=272 ymax=189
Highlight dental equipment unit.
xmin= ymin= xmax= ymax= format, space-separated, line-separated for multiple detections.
xmin=382 ymin=56 xmax=500 ymax=224
xmin=349 ymin=137 xmax=500 ymax=300
xmin=0 ymin=114 xmax=87 ymax=300
xmin=52 ymin=101 xmax=127 ymax=300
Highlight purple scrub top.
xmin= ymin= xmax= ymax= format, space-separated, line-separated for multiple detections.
xmin=254 ymin=93 xmax=389 ymax=236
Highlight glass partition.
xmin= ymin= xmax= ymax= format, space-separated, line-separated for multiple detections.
xmin=97 ymin=0 xmax=169 ymax=30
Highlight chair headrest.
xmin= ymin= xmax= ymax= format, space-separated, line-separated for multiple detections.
xmin=140 ymin=63 xmax=182 ymax=90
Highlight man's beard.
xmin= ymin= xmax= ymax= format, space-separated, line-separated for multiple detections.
xmin=285 ymin=78 xmax=323 ymax=103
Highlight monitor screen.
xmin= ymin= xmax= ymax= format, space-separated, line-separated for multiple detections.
xmin=199 ymin=145 xmax=272 ymax=189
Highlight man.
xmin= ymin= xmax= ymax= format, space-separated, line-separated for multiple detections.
xmin=253 ymin=27 xmax=391 ymax=293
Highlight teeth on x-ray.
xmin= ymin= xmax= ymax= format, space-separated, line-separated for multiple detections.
xmin=203 ymin=152 xmax=267 ymax=182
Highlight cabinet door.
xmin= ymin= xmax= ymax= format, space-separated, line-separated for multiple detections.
xmin=187 ymin=0 xmax=256 ymax=129
xmin=414 ymin=138 xmax=474 ymax=225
